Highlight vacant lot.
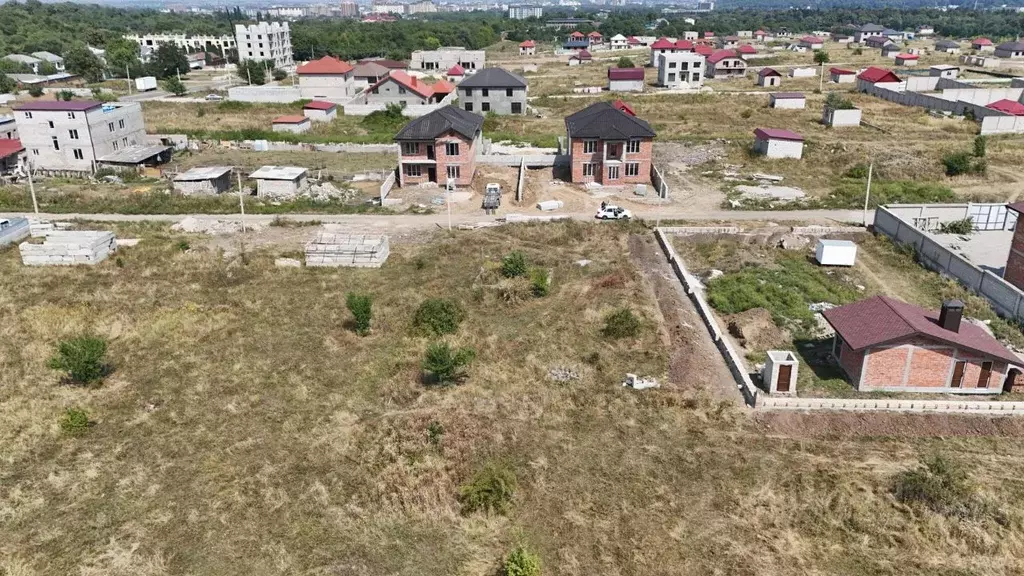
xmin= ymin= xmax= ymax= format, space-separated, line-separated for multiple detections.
xmin=674 ymin=229 xmax=1024 ymax=397
xmin=5 ymin=222 xmax=1024 ymax=575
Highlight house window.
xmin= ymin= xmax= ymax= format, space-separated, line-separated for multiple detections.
xmin=48 ymin=121 xmax=54 ymax=129
xmin=123 ymin=137 xmax=129 ymax=146
xmin=627 ymin=139 xmax=640 ymax=153
xmin=32 ymin=149 xmax=39 ymax=156
xmin=447 ymin=165 xmax=460 ymax=179
xmin=625 ymin=162 xmax=640 ymax=177
xmin=607 ymin=144 xmax=619 ymax=157
xmin=481 ymin=102 xmax=490 ymax=112
xmin=113 ymin=141 xmax=119 ymax=151
xmin=464 ymin=102 xmax=474 ymax=112
xmin=69 ymin=129 xmax=79 ymax=140
xmin=481 ymin=89 xmax=489 ymax=97
xmin=582 ymin=140 xmax=597 ymax=154
xmin=119 ymin=119 xmax=125 ymax=129
xmin=51 ymin=137 xmax=59 ymax=151
xmin=73 ymin=149 xmax=84 ymax=160
xmin=402 ymin=142 xmax=419 ymax=155
xmin=608 ymin=165 xmax=620 ymax=179
xmin=582 ymin=163 xmax=595 ymax=177
xmin=108 ymin=122 xmax=115 ymax=132
xmin=399 ymin=87 xmax=407 ymax=95
xmin=445 ymin=142 xmax=459 ymax=156
xmin=462 ymin=88 xmax=472 ymax=97
xmin=506 ymin=88 xmax=513 ymax=97
xmin=404 ymin=164 xmax=422 ymax=177
xmin=681 ymin=62 xmax=689 ymax=70
xmin=511 ymin=102 xmax=522 ymax=114
xmin=692 ymin=72 xmax=700 ymax=82
xmin=669 ymin=62 xmax=677 ymax=69
xmin=67 ymin=112 xmax=76 ymax=120
xmin=668 ymin=73 xmax=676 ymax=82
xmin=24 ymin=112 xmax=33 ymax=119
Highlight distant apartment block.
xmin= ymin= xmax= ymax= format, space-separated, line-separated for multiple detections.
xmin=124 ymin=33 xmax=235 ymax=53
xmin=410 ymin=47 xmax=485 ymax=72
xmin=235 ymin=22 xmax=294 ymax=68
xmin=406 ymin=1 xmax=438 ymax=14
xmin=509 ymin=4 xmax=543 ymax=19
xmin=338 ymin=1 xmax=359 ymax=17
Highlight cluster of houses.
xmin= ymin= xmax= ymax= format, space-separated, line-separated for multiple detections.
xmin=2 ymin=51 xmax=79 ymax=87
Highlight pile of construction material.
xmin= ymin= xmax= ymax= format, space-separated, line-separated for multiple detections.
xmin=19 ymin=231 xmax=117 ymax=266
xmin=0 ymin=218 xmax=30 ymax=247
xmin=305 ymin=232 xmax=389 ymax=268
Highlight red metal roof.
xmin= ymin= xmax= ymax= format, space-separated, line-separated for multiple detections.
xmin=272 ymin=115 xmax=309 ymax=124
xmin=896 ymin=53 xmax=919 ymax=59
xmin=447 ymin=64 xmax=465 ymax=76
xmin=823 ymin=295 xmax=1021 ymax=365
xmin=369 ymin=70 xmax=435 ymax=99
xmin=830 ymin=67 xmax=855 ymax=75
xmin=612 ymin=99 xmax=635 ymax=116
xmin=987 ymin=99 xmax=1024 ymax=116
xmin=573 ymin=49 xmax=592 ymax=60
xmin=758 ymin=67 xmax=781 ymax=77
xmin=754 ymin=30 xmax=767 ymax=35
xmin=754 ymin=127 xmax=803 ymax=141
xmin=627 ymin=36 xmax=640 ymax=45
xmin=707 ymin=49 xmax=738 ymax=63
xmin=651 ymin=37 xmax=674 ymax=49
xmin=0 ymin=138 xmax=24 ymax=160
xmin=737 ymin=44 xmax=757 ymax=54
xmin=431 ymin=79 xmax=455 ymax=94
xmin=857 ymin=66 xmax=900 ymax=83
xmin=801 ymin=35 xmax=824 ymax=43
xmin=973 ymin=37 xmax=993 ymax=46
xmin=297 ymin=56 xmax=353 ymax=75
xmin=519 ymin=40 xmax=535 ymax=48
xmin=13 ymin=100 xmax=101 ymax=112
xmin=303 ymin=100 xmax=337 ymax=111
xmin=608 ymin=67 xmax=644 ymax=81
xmin=695 ymin=44 xmax=714 ymax=56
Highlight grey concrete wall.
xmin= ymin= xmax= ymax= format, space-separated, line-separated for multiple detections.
xmin=0 ymin=218 xmax=29 ymax=247
xmin=256 ymin=177 xmax=304 ymax=198
xmin=16 ymin=103 xmax=145 ymax=172
xmin=410 ymin=49 xmax=485 ymax=71
xmin=228 ymin=85 xmax=302 ymax=103
xmin=760 ymin=397 xmax=1024 ymax=413
xmin=458 ymin=86 xmax=527 ymax=114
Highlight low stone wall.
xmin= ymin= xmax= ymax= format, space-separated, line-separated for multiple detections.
xmin=19 ymin=231 xmax=116 ymax=266
xmin=760 ymin=397 xmax=1024 ymax=414
xmin=660 ymin=226 xmax=741 ymax=235
xmin=305 ymin=232 xmax=389 ymax=268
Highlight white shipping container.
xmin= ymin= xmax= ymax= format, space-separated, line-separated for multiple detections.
xmin=135 ymin=76 xmax=158 ymax=91
xmin=815 ymin=239 xmax=858 ymax=266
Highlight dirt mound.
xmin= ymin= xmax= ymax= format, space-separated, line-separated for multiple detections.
xmin=726 ymin=308 xmax=789 ymax=352
xmin=754 ymin=411 xmax=1024 ymax=439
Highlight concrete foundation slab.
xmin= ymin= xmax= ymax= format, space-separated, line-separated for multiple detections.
xmin=304 ymin=231 xmax=389 ymax=268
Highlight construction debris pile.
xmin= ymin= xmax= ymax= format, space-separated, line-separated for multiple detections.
xmin=171 ymin=217 xmax=268 ymax=235
xmin=305 ymin=232 xmax=390 ymax=268
xmin=20 ymin=231 xmax=117 ymax=266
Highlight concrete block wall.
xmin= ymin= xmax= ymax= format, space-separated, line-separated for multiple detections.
xmin=228 ymin=85 xmax=302 ymax=103
xmin=19 ymin=231 xmax=116 ymax=266
xmin=0 ymin=218 xmax=30 ymax=247
xmin=305 ymin=232 xmax=389 ymax=268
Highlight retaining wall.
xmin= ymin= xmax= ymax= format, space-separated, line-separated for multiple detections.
xmin=650 ymin=163 xmax=669 ymax=199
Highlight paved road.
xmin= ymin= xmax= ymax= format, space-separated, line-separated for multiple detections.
xmin=0 ymin=209 xmax=872 ymax=233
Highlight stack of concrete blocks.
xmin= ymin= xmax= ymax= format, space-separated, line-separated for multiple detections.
xmin=19 ymin=231 xmax=117 ymax=266
xmin=0 ymin=218 xmax=30 ymax=247
xmin=304 ymin=232 xmax=390 ymax=268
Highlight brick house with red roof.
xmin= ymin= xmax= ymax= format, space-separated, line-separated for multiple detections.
xmin=297 ymin=56 xmax=355 ymax=100
xmin=705 ymin=49 xmax=747 ymax=78
xmin=824 ymin=296 xmax=1022 ymax=393
xmin=358 ymin=71 xmax=447 ymax=107
xmin=565 ymin=101 xmax=655 ymax=186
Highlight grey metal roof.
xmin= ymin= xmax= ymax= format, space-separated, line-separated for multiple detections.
xmin=4 ymin=54 xmax=41 ymax=64
xmin=859 ymin=24 xmax=885 ymax=32
xmin=456 ymin=67 xmax=527 ymax=89
xmin=997 ymin=41 xmax=1024 ymax=51
xmin=935 ymin=40 xmax=960 ymax=48
xmin=31 ymin=51 xmax=63 ymax=62
xmin=249 ymin=165 xmax=308 ymax=180
xmin=394 ymin=105 xmax=484 ymax=141
xmin=564 ymin=102 xmax=656 ymax=140
xmin=175 ymin=166 xmax=233 ymax=181
xmin=97 ymin=145 xmax=172 ymax=164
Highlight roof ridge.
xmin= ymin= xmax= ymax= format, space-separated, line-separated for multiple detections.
xmin=878 ymin=295 xmax=922 ymax=330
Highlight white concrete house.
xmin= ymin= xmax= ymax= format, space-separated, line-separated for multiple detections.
xmin=656 ymin=52 xmax=705 ymax=88
xmin=769 ymin=92 xmax=806 ymax=109
xmin=271 ymin=115 xmax=312 ymax=134
xmin=995 ymin=41 xmax=1024 ymax=59
xmin=609 ymin=34 xmax=629 ymax=50
xmin=895 ymin=53 xmax=919 ymax=66
xmin=173 ymin=166 xmax=234 ymax=195
xmin=830 ymin=67 xmax=857 ymax=83
xmin=4 ymin=54 xmax=42 ymax=74
xmin=757 ymin=68 xmax=782 ymax=87
xmin=303 ymin=101 xmax=338 ymax=122
xmin=31 ymin=51 xmax=65 ymax=71
xmin=236 ymin=22 xmax=293 ymax=68
xmin=753 ymin=127 xmax=804 ymax=159
xmin=607 ymin=68 xmax=645 ymax=92
xmin=249 ymin=166 xmax=308 ymax=198
xmin=929 ymin=64 xmax=959 ymax=79
xmin=297 ymin=56 xmax=354 ymax=100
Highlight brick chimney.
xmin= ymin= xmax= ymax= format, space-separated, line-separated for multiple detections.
xmin=939 ymin=299 xmax=964 ymax=333
xmin=1005 ymin=203 xmax=1024 ymax=291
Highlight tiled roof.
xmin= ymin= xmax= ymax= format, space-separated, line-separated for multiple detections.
xmin=800 ymin=35 xmax=823 ymax=43
xmin=457 ymin=67 xmax=527 ymax=88
xmin=570 ymin=31 xmax=584 ymax=38
xmin=0 ymin=138 xmax=24 ymax=159
xmin=987 ymin=99 xmax=1024 ymax=116
xmin=519 ymin=40 xmax=536 ymax=48
xmin=565 ymin=101 xmax=656 ymax=139
xmin=370 ymin=71 xmax=435 ymax=99
xmin=12 ymin=100 xmax=101 ymax=112
xmin=272 ymin=115 xmax=308 ymax=124
xmin=651 ymin=37 xmax=675 ymax=49
xmin=707 ymin=49 xmax=739 ymax=63
xmin=823 ymin=295 xmax=1021 ymax=365
xmin=571 ymin=49 xmax=592 ymax=60
xmin=303 ymin=101 xmax=337 ymax=111
xmin=973 ymin=37 xmax=993 ymax=46
xmin=754 ymin=127 xmax=803 ymax=141
xmin=357 ymin=58 xmax=407 ymax=69
xmin=588 ymin=31 xmax=602 ymax=37
xmin=608 ymin=67 xmax=644 ymax=81
xmin=352 ymin=62 xmax=390 ymax=78
xmin=737 ymin=44 xmax=757 ymax=54
xmin=297 ymin=56 xmax=353 ymax=75
xmin=447 ymin=64 xmax=465 ymax=76
xmin=394 ymin=105 xmax=483 ymax=141
xmin=694 ymin=44 xmax=714 ymax=56
xmin=431 ymin=79 xmax=455 ymax=94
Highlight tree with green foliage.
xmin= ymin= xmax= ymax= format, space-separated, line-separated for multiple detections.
xmin=973 ymin=135 xmax=986 ymax=158
xmin=422 ymin=341 xmax=475 ymax=384
xmin=813 ymin=49 xmax=830 ymax=64
xmin=146 ymin=43 xmax=188 ymax=80
xmin=616 ymin=56 xmax=635 ymax=68
xmin=162 ymin=76 xmax=187 ymax=96
xmin=500 ymin=251 xmax=529 ymax=278
xmin=272 ymin=68 xmax=287 ymax=82
xmin=0 ymin=74 xmax=17 ymax=95
xmin=27 ymin=85 xmax=43 ymax=98
xmin=602 ymin=308 xmax=641 ymax=339
xmin=105 ymin=37 xmax=144 ymax=78
xmin=504 ymin=545 xmax=541 ymax=576
xmin=824 ymin=91 xmax=855 ymax=110
xmin=345 ymin=292 xmax=373 ymax=336
xmin=63 ymin=43 xmax=105 ymax=83
xmin=37 ymin=60 xmax=57 ymax=75
xmin=413 ymin=298 xmax=465 ymax=336
xmin=236 ymin=59 xmax=269 ymax=85
xmin=48 ymin=336 xmax=109 ymax=386
xmin=56 ymin=89 xmax=74 ymax=101
xmin=0 ymin=59 xmax=33 ymax=74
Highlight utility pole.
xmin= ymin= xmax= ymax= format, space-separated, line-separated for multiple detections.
xmin=863 ymin=161 xmax=873 ymax=227
xmin=819 ymin=60 xmax=824 ymax=93
xmin=27 ymin=162 xmax=39 ymax=214
xmin=126 ymin=64 xmax=133 ymax=94
xmin=237 ymin=171 xmax=246 ymax=232
xmin=247 ymin=66 xmax=252 ymax=86
xmin=176 ymin=67 xmax=181 ymax=81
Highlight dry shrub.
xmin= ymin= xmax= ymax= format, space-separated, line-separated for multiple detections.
xmin=594 ymin=273 xmax=627 ymax=290
xmin=496 ymin=277 xmax=533 ymax=305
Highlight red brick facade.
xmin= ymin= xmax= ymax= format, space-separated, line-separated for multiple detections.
xmin=1004 ymin=225 xmax=1024 ymax=291
xmin=835 ymin=336 xmax=1009 ymax=392
xmin=569 ymin=137 xmax=653 ymax=185
xmin=398 ymin=130 xmax=478 ymax=187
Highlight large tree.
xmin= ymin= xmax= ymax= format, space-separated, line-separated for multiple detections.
xmin=63 ymin=43 xmax=105 ymax=83
xmin=146 ymin=43 xmax=188 ymax=80
xmin=105 ymin=37 xmax=144 ymax=78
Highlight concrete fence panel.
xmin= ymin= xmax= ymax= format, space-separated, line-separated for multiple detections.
xmin=379 ymin=170 xmax=396 ymax=200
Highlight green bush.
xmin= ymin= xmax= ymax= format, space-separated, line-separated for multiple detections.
xmin=426 ymin=420 xmax=445 ymax=445
xmin=57 ymin=89 xmax=74 ymax=101
xmin=59 ymin=407 xmax=91 ymax=436
xmin=501 ymin=250 xmax=529 ymax=278
xmin=891 ymin=454 xmax=979 ymax=517
xmin=938 ymin=218 xmax=974 ymax=235
xmin=602 ymin=308 xmax=641 ymax=339
xmin=28 ymin=85 xmax=44 ymax=97
xmin=530 ymin=268 xmax=550 ymax=297
xmin=825 ymin=92 xmax=855 ymax=111
xmin=739 ymin=109 xmax=753 ymax=119
xmin=616 ymin=56 xmax=635 ymax=68
xmin=345 ymin=292 xmax=373 ymax=336
xmin=272 ymin=68 xmax=287 ymax=81
xmin=504 ymin=545 xmax=541 ymax=576
xmin=973 ymin=135 xmax=987 ymax=158
xmin=942 ymin=151 xmax=974 ymax=176
xmin=48 ymin=336 xmax=108 ymax=385
xmin=458 ymin=463 xmax=517 ymax=515
xmin=843 ymin=163 xmax=869 ymax=179
xmin=422 ymin=341 xmax=475 ymax=384
xmin=414 ymin=298 xmax=465 ymax=336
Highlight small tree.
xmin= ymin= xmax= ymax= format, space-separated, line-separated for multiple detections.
xmin=458 ymin=463 xmax=517 ymax=515
xmin=345 ymin=292 xmax=373 ymax=336
xmin=529 ymin=268 xmax=550 ymax=297
xmin=422 ymin=341 xmax=475 ymax=384
xmin=941 ymin=151 xmax=974 ymax=176
xmin=813 ymin=49 xmax=830 ymax=65
xmin=973 ymin=135 xmax=987 ymax=158
xmin=28 ymin=85 xmax=44 ymax=98
xmin=414 ymin=298 xmax=465 ymax=335
xmin=272 ymin=68 xmax=287 ymax=81
xmin=57 ymin=89 xmax=74 ymax=101
xmin=602 ymin=308 xmax=641 ymax=339
xmin=504 ymin=545 xmax=541 ymax=576
xmin=48 ymin=336 xmax=108 ymax=385
xmin=824 ymin=92 xmax=854 ymax=110
xmin=163 ymin=76 xmax=187 ymax=96
xmin=616 ymin=56 xmax=635 ymax=68
xmin=59 ymin=408 xmax=90 ymax=436
xmin=501 ymin=250 xmax=529 ymax=278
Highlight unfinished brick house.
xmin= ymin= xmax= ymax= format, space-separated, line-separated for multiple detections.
xmin=1003 ymin=202 xmax=1024 ymax=291
xmin=394 ymin=105 xmax=483 ymax=187
xmin=823 ymin=296 xmax=1022 ymax=393
xmin=565 ymin=100 xmax=656 ymax=186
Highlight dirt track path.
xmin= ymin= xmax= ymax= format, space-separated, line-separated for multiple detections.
xmin=628 ymin=233 xmax=741 ymax=404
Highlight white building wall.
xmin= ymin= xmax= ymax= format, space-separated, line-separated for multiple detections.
xmin=771 ymin=97 xmax=805 ymax=109
xmin=657 ymin=52 xmax=705 ymax=88
xmin=16 ymin=103 xmax=146 ymax=172
xmin=608 ymin=79 xmax=644 ymax=92
xmin=235 ymin=22 xmax=294 ymax=68
xmin=272 ymin=121 xmax=310 ymax=134
xmin=298 ymin=73 xmax=353 ymax=100
xmin=303 ymin=108 xmax=337 ymax=122
xmin=760 ymin=138 xmax=803 ymax=159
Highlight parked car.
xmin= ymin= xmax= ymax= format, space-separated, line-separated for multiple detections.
xmin=205 ymin=93 xmax=224 ymax=101
xmin=596 ymin=204 xmax=632 ymax=220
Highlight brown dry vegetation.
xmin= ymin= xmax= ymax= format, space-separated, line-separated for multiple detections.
xmin=5 ymin=222 xmax=1024 ymax=575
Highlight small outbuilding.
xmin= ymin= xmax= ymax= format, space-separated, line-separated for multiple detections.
xmin=607 ymin=67 xmax=645 ymax=92
xmin=829 ymin=67 xmax=857 ymax=83
xmin=272 ymin=115 xmax=312 ymax=134
xmin=987 ymin=99 xmax=1024 ymax=116
xmin=303 ymin=101 xmax=338 ymax=122
xmin=757 ymin=68 xmax=782 ymax=87
xmin=815 ymin=239 xmax=857 ymax=266
xmin=895 ymin=53 xmax=919 ymax=66
xmin=769 ymin=92 xmax=806 ymax=109
xmin=762 ymin=351 xmax=798 ymax=395
xmin=929 ymin=64 xmax=959 ymax=79
xmin=881 ymin=43 xmax=901 ymax=58
xmin=934 ymin=39 xmax=962 ymax=54
xmin=972 ymin=38 xmax=994 ymax=52
xmin=249 ymin=165 xmax=309 ymax=198
xmin=753 ymin=127 xmax=804 ymax=159
xmin=173 ymin=166 xmax=234 ymax=195
xmin=568 ymin=50 xmax=592 ymax=66
xmin=446 ymin=64 xmax=465 ymax=82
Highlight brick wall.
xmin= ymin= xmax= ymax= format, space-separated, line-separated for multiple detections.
xmin=569 ymin=137 xmax=653 ymax=185
xmin=855 ymin=337 xmax=1011 ymax=392
xmin=837 ymin=339 xmax=864 ymax=384
xmin=1005 ymin=225 xmax=1024 ymax=291
xmin=435 ymin=132 xmax=476 ymax=186
xmin=862 ymin=345 xmax=910 ymax=388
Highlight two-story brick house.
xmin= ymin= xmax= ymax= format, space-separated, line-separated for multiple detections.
xmin=394 ymin=105 xmax=484 ymax=187
xmin=565 ymin=100 xmax=656 ymax=186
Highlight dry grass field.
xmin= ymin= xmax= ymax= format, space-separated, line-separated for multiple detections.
xmin=168 ymin=147 xmax=396 ymax=176
xmin=5 ymin=222 xmax=1024 ymax=575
